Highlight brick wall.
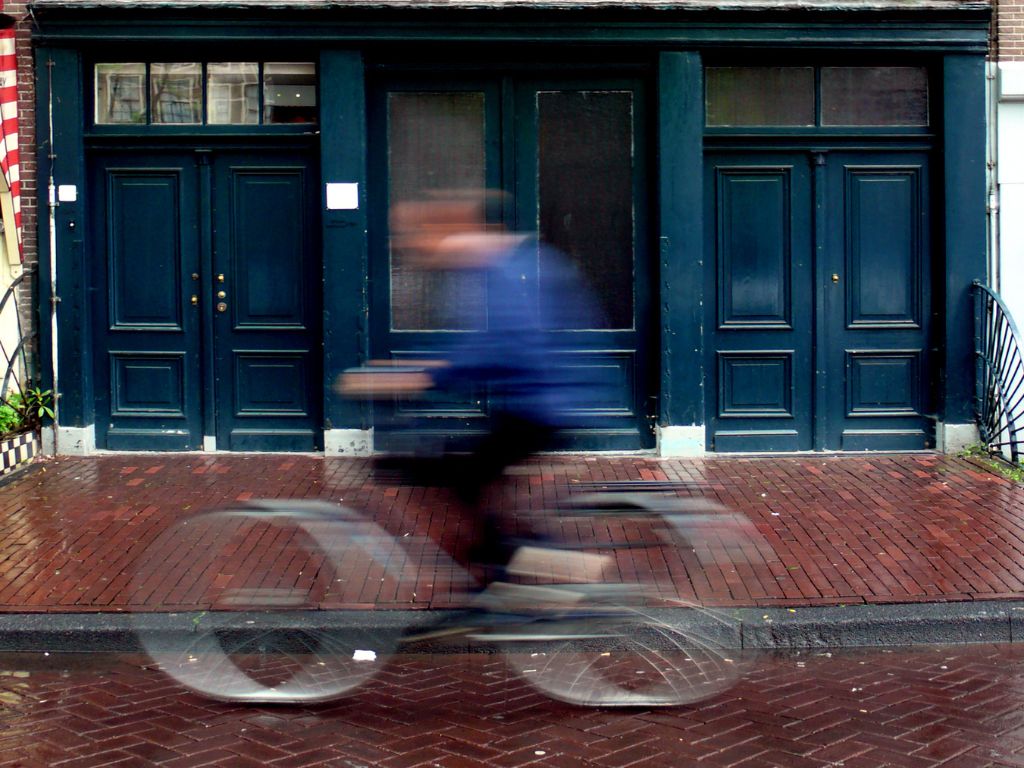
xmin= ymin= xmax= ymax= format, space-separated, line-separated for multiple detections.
xmin=999 ymin=0 xmax=1024 ymax=60
xmin=5 ymin=2 xmax=38 ymax=379
xmin=6 ymin=2 xmax=32 ymax=266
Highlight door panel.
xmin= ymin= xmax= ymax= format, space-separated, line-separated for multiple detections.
xmin=212 ymin=154 xmax=321 ymax=451
xmin=108 ymin=172 xmax=186 ymax=330
xmin=824 ymin=153 xmax=931 ymax=450
xmin=93 ymin=154 xmax=203 ymax=450
xmin=705 ymin=154 xmax=814 ymax=452
xmin=91 ymin=149 xmax=320 ymax=451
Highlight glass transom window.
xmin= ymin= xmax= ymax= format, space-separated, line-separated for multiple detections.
xmin=95 ymin=62 xmax=317 ymax=126
xmin=706 ymin=65 xmax=929 ymax=128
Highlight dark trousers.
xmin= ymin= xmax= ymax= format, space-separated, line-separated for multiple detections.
xmin=453 ymin=414 xmax=555 ymax=571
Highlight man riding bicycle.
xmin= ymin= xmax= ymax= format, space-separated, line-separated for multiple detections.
xmin=341 ymin=189 xmax=610 ymax=577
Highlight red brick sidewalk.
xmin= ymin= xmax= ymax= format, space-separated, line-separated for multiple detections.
xmin=0 ymin=453 xmax=1021 ymax=612
xmin=4 ymin=644 xmax=1024 ymax=767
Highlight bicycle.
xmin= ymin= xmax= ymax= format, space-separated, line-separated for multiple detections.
xmin=130 ymin=491 xmax=760 ymax=708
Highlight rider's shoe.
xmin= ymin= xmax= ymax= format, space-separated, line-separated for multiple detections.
xmin=506 ymin=546 xmax=611 ymax=583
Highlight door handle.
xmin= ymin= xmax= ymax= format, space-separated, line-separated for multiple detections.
xmin=191 ymin=295 xmax=198 ymax=306
xmin=217 ymin=290 xmax=226 ymax=299
xmin=831 ymin=273 xmax=840 ymax=284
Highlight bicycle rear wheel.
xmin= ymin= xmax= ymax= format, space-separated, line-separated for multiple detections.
xmin=501 ymin=605 xmax=746 ymax=707
xmin=130 ymin=501 xmax=398 ymax=703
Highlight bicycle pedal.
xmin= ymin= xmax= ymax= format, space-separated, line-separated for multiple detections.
xmin=471 ymin=581 xmax=587 ymax=612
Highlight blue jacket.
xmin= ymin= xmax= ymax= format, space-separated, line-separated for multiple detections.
xmin=431 ymin=238 xmax=607 ymax=429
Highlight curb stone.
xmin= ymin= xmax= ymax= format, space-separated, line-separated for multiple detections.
xmin=1 ymin=600 xmax=1022 ymax=653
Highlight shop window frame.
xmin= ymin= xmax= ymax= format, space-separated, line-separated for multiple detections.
xmin=86 ymin=58 xmax=319 ymax=136
xmin=703 ymin=56 xmax=936 ymax=139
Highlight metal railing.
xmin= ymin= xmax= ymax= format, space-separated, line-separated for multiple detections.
xmin=973 ymin=280 xmax=1024 ymax=462
xmin=0 ymin=271 xmax=36 ymax=407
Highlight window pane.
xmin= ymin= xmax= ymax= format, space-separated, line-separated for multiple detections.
xmin=538 ymin=90 xmax=633 ymax=330
xmin=207 ymin=63 xmax=258 ymax=125
xmin=150 ymin=63 xmax=201 ymax=125
xmin=388 ymin=92 xmax=487 ymax=331
xmin=263 ymin=62 xmax=317 ymax=124
xmin=95 ymin=63 xmax=146 ymax=125
xmin=706 ymin=67 xmax=815 ymax=127
xmin=821 ymin=67 xmax=929 ymax=126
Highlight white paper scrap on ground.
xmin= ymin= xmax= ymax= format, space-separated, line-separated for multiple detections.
xmin=352 ymin=650 xmax=377 ymax=662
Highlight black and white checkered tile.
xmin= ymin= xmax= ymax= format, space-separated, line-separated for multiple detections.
xmin=0 ymin=431 xmax=36 ymax=476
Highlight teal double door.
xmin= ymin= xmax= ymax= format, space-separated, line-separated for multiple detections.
xmin=368 ymin=74 xmax=655 ymax=451
xmin=90 ymin=147 xmax=321 ymax=451
xmin=705 ymin=149 xmax=933 ymax=452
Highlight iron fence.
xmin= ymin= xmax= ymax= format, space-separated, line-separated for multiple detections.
xmin=973 ymin=279 xmax=1024 ymax=462
xmin=0 ymin=270 xmax=36 ymax=407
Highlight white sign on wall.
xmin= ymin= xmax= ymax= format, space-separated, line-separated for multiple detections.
xmin=326 ymin=183 xmax=359 ymax=210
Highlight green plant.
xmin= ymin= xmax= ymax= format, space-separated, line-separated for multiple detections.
xmin=0 ymin=387 xmax=55 ymax=436
xmin=959 ymin=442 xmax=990 ymax=459
xmin=18 ymin=387 xmax=55 ymax=430
xmin=0 ymin=401 xmax=20 ymax=436
xmin=959 ymin=442 xmax=1024 ymax=484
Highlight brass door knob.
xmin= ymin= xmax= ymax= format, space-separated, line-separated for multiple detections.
xmin=217 ymin=290 xmax=226 ymax=299
xmin=191 ymin=295 xmax=198 ymax=306
xmin=831 ymin=273 xmax=840 ymax=284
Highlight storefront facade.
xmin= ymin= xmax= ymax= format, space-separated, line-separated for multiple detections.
xmin=30 ymin=0 xmax=989 ymax=455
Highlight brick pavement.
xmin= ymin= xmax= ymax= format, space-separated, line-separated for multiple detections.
xmin=4 ymin=644 xmax=1024 ymax=766
xmin=0 ymin=453 xmax=1021 ymax=612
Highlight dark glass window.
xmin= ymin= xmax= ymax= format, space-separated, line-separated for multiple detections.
xmin=263 ymin=63 xmax=317 ymax=124
xmin=538 ymin=90 xmax=634 ymax=329
xmin=821 ymin=66 xmax=929 ymax=126
xmin=706 ymin=67 xmax=815 ymax=127
xmin=387 ymin=92 xmax=488 ymax=332
xmin=706 ymin=65 xmax=930 ymax=129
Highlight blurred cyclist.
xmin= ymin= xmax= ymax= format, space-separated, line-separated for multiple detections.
xmin=341 ymin=190 xmax=608 ymax=576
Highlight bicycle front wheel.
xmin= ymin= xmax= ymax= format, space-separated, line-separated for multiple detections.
xmin=501 ymin=606 xmax=746 ymax=707
xmin=130 ymin=502 xmax=398 ymax=703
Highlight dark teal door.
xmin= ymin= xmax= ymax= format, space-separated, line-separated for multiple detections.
xmin=369 ymin=76 xmax=654 ymax=451
xmin=209 ymin=152 xmax=321 ymax=451
xmin=91 ymin=148 xmax=321 ymax=451
xmin=705 ymin=150 xmax=932 ymax=451
xmin=91 ymin=152 xmax=203 ymax=450
xmin=821 ymin=152 xmax=932 ymax=450
xmin=704 ymin=153 xmax=815 ymax=452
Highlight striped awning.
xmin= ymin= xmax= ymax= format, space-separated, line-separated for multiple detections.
xmin=0 ymin=10 xmax=19 ymax=263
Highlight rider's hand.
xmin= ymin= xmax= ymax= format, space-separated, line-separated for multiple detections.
xmin=336 ymin=370 xmax=434 ymax=398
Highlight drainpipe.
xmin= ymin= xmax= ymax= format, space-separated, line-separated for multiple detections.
xmin=46 ymin=58 xmax=59 ymax=454
xmin=988 ymin=58 xmax=1000 ymax=290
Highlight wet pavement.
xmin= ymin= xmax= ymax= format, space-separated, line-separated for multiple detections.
xmin=2 ymin=454 xmax=1024 ymax=765
xmin=3 ymin=644 xmax=1024 ymax=766
xmin=0 ymin=453 xmax=1022 ymax=612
